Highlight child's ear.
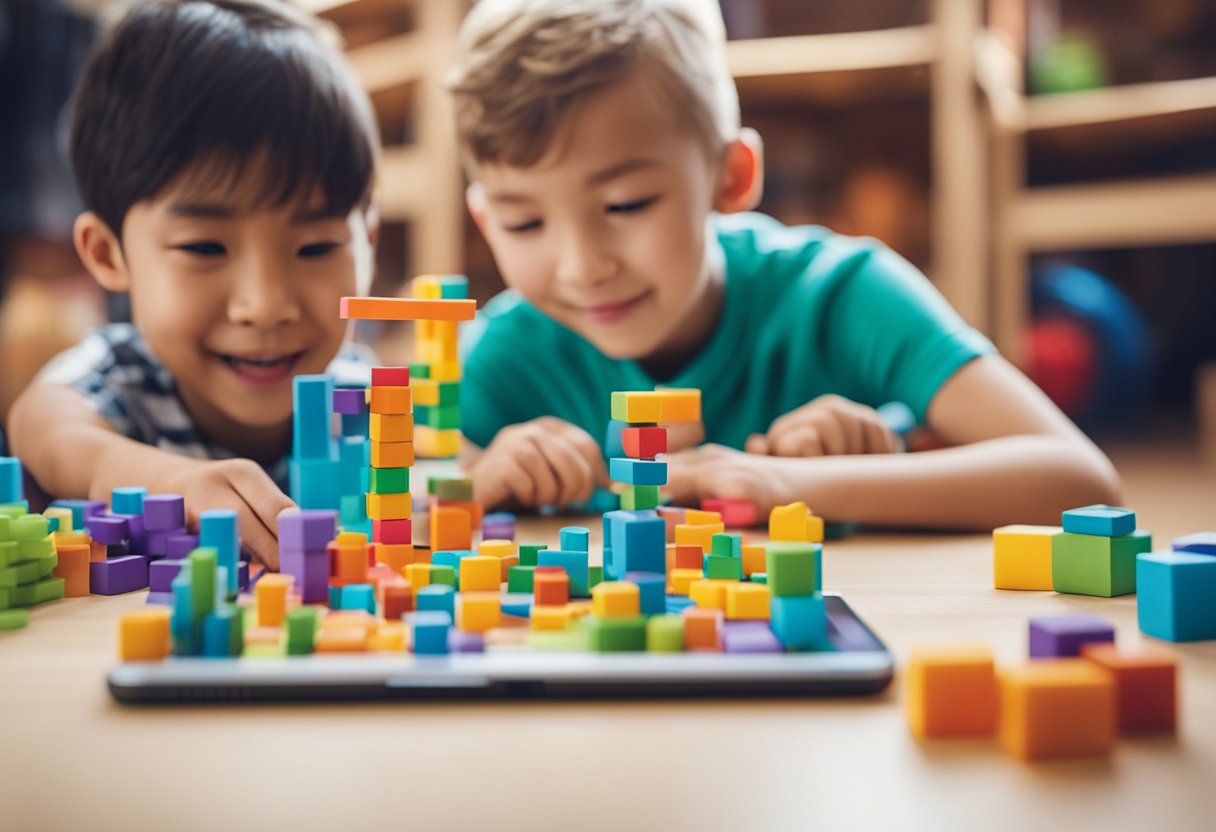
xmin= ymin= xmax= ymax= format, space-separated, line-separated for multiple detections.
xmin=73 ymin=212 xmax=130 ymax=293
xmin=466 ymin=183 xmax=490 ymax=237
xmin=714 ymin=128 xmax=765 ymax=214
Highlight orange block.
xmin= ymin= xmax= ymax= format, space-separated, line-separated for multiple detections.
xmin=533 ymin=569 xmax=570 ymax=606
xmin=432 ymin=498 xmax=484 ymax=530
xmin=314 ymin=628 xmax=370 ymax=653
xmin=340 ymin=296 xmax=476 ymax=322
xmin=904 ymin=644 xmax=999 ymax=740
xmin=118 ymin=608 xmax=172 ymax=661
xmin=330 ymin=540 xmax=369 ymax=582
xmin=1081 ymin=643 xmax=1178 ymax=735
xmin=741 ymin=544 xmax=766 ymax=577
xmin=430 ymin=505 xmax=472 ymax=551
xmin=682 ymin=608 xmax=723 ymax=651
xmin=256 ymin=574 xmax=292 ymax=627
xmin=322 ymin=610 xmax=377 ymax=635
xmin=499 ymin=554 xmax=519 ymax=582
xmin=379 ymin=578 xmax=414 ymax=620
xmin=53 ymin=543 xmax=91 ymax=596
xmin=369 ymin=412 xmax=414 ymax=442
xmin=657 ymin=388 xmax=701 ymax=422
xmin=375 ymin=542 xmax=415 ymax=573
xmin=370 ymin=440 xmax=414 ymax=468
xmin=368 ymin=386 xmax=412 ymax=415
xmin=89 ymin=539 xmax=107 ymax=563
xmin=666 ymin=544 xmax=702 ymax=572
xmin=998 ymin=659 xmax=1117 ymax=760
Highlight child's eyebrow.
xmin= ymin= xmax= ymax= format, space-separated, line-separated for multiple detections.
xmin=168 ymin=202 xmax=234 ymax=219
xmin=291 ymin=207 xmax=348 ymax=225
xmin=586 ymin=157 xmax=660 ymax=186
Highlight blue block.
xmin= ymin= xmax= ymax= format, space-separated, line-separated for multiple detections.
xmin=290 ymin=458 xmax=342 ymax=510
xmin=607 ymin=510 xmax=665 ymax=577
xmin=201 ymin=607 xmax=240 ymax=657
xmin=340 ymin=583 xmax=377 ymax=615
xmin=416 ymin=584 xmax=456 ymax=617
xmin=1137 ymin=551 xmax=1216 ymax=642
xmin=111 ymin=486 xmax=147 ymax=516
xmin=770 ymin=594 xmax=827 ymax=651
xmin=438 ymin=275 xmax=469 ymax=299
xmin=609 ymin=457 xmax=667 ymax=486
xmin=559 ymin=526 xmax=590 ymax=553
xmin=1171 ymin=532 xmax=1216 ymax=557
xmin=537 ymin=549 xmax=591 ymax=597
xmin=44 ymin=516 xmax=59 ymax=534
xmin=431 ymin=550 xmax=475 ymax=579
xmin=328 ymin=585 xmax=342 ymax=608
xmin=170 ymin=567 xmax=197 ymax=656
xmin=0 ymin=457 xmax=22 ymax=504
xmin=340 ymin=436 xmax=367 ymax=496
xmin=412 ymin=610 xmax=452 ymax=655
xmin=623 ymin=571 xmax=666 ymax=616
xmin=199 ymin=509 xmax=239 ymax=597
xmin=500 ymin=592 xmax=533 ymax=618
xmin=292 ymin=375 xmax=337 ymax=460
xmin=1062 ymin=505 xmax=1136 ymax=537
xmin=664 ymin=594 xmax=697 ymax=615
xmin=604 ymin=420 xmax=628 ymax=460
xmin=340 ymin=411 xmax=370 ymax=439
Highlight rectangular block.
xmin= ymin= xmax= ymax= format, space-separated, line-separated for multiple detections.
xmin=620 ymin=485 xmax=660 ymax=511
xmin=993 ymin=525 xmax=1061 ymax=591
xmin=518 ymin=543 xmax=547 ymax=568
xmin=904 ymin=644 xmax=998 ymax=739
xmin=700 ymin=498 xmax=758 ymax=528
xmin=1028 ymin=613 xmax=1115 ymax=659
xmin=373 ymin=518 xmax=413 ymax=545
xmin=609 ymin=457 xmax=667 ymax=486
xmin=371 ymin=366 xmax=410 ymax=387
xmin=149 ymin=558 xmax=186 ymax=593
xmin=704 ymin=554 xmax=743 ymax=581
xmin=370 ymin=440 xmax=414 ymax=469
xmin=119 ymin=608 xmax=172 ymax=662
xmin=998 ymin=659 xmax=1116 ymax=761
xmin=199 ymin=509 xmax=239 ymax=597
xmin=459 ymin=555 xmax=501 ymax=592
xmin=416 ymin=584 xmax=456 ymax=618
xmin=725 ymin=583 xmax=770 ymax=620
xmin=682 ymin=607 xmax=723 ymax=651
xmin=610 ymin=391 xmax=663 ymax=423
xmin=622 ymin=426 xmax=667 ymax=460
xmin=1080 ymin=643 xmax=1178 ymax=735
xmin=592 ymin=581 xmax=640 ymax=618
xmin=0 ymin=457 xmax=22 ymax=504
xmin=369 ymin=412 xmax=414 ymax=443
xmin=674 ymin=522 xmax=724 ymax=554
xmin=657 ymin=389 xmax=701 ymax=422
xmin=765 ymin=542 xmax=821 ymax=596
xmin=256 ymin=574 xmax=292 ymax=627
xmin=536 ymin=549 xmax=590 ymax=597
xmin=278 ymin=509 xmax=338 ymax=554
xmin=289 ymin=458 xmax=342 ymax=510
xmin=340 ymin=296 xmax=476 ymax=322
xmin=365 ymin=492 xmax=412 ymax=521
xmin=89 ymin=555 xmax=149 ymax=595
xmin=456 ymin=592 xmax=501 ymax=633
xmin=368 ymin=387 xmax=412 ymax=415
xmin=606 ymin=510 xmax=665 ymax=579
xmin=585 ymin=615 xmax=647 ymax=651
xmin=110 ymin=486 xmax=147 ymax=516
xmin=646 ymin=615 xmax=684 ymax=652
xmin=533 ymin=569 xmax=570 ymax=606
xmin=558 ymin=527 xmax=589 ymax=553
xmin=332 ymin=387 xmax=367 ymax=415
xmin=292 ymin=375 xmax=335 ymax=460
xmin=769 ymin=502 xmax=811 ymax=542
xmin=1052 ymin=530 xmax=1151 ymax=597
xmin=410 ymin=610 xmax=453 ymax=655
xmin=53 ymin=543 xmax=91 ymax=596
xmin=430 ymin=505 xmax=473 ymax=551
xmin=1171 ymin=532 xmax=1216 ymax=556
xmin=1062 ymin=505 xmax=1136 ymax=537
xmin=1137 ymin=551 xmax=1216 ymax=641
xmin=413 ymin=378 xmax=460 ymax=407
xmin=769 ymin=593 xmax=826 ymax=651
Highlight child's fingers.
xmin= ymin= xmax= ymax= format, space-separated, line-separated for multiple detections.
xmin=862 ymin=415 xmax=899 ymax=454
xmin=770 ymin=424 xmax=825 ymax=457
xmin=664 ymin=420 xmax=705 ymax=453
xmin=549 ymin=420 xmax=611 ymax=489
xmin=514 ymin=436 xmax=563 ymax=507
xmin=223 ymin=461 xmax=294 ymax=570
xmin=744 ymin=433 xmax=769 ymax=455
xmin=831 ymin=406 xmax=867 ymax=454
xmin=536 ymin=436 xmax=595 ymax=506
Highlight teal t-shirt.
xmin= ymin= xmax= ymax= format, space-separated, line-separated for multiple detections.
xmin=460 ymin=212 xmax=994 ymax=451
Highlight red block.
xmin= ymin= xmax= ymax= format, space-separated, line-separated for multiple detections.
xmin=666 ymin=543 xmax=703 ymax=571
xmin=373 ymin=518 xmax=413 ymax=545
xmin=701 ymin=498 xmax=759 ymax=528
xmin=533 ymin=569 xmax=570 ymax=606
xmin=1081 ymin=643 xmax=1178 ymax=735
xmin=622 ymin=426 xmax=667 ymax=460
xmin=372 ymin=366 xmax=410 ymax=387
xmin=379 ymin=578 xmax=414 ymax=620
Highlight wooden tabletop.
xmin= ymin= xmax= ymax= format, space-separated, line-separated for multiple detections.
xmin=3 ymin=449 xmax=1215 ymax=830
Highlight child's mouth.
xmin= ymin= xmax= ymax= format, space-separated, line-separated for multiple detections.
xmin=582 ymin=291 xmax=651 ymax=324
xmin=215 ymin=351 xmax=303 ymax=386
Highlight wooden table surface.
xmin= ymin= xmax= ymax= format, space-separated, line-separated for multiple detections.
xmin=3 ymin=449 xmax=1215 ymax=830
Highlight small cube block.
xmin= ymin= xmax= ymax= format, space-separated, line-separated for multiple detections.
xmin=998 ymin=659 xmax=1116 ymax=760
xmin=725 ymin=583 xmax=771 ymax=620
xmin=993 ymin=525 xmax=1061 ymax=590
xmin=1028 ymin=613 xmax=1114 ymax=658
xmin=592 ymin=581 xmax=640 ymax=618
xmin=119 ymin=608 xmax=172 ymax=661
xmin=456 ymin=592 xmax=502 ymax=633
xmin=459 ymin=555 xmax=501 ymax=592
xmin=1137 ymin=551 xmax=1216 ymax=641
xmin=1080 ymin=643 xmax=1178 ymax=735
xmin=904 ymin=644 xmax=998 ymax=739
xmin=1062 ymin=505 xmax=1136 ymax=537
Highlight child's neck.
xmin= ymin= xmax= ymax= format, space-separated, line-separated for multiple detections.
xmin=179 ymin=387 xmax=291 ymax=467
xmin=637 ymin=254 xmax=725 ymax=382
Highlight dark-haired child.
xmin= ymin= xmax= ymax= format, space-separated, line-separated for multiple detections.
xmin=6 ymin=0 xmax=380 ymax=566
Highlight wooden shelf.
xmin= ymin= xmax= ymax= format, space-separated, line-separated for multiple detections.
xmin=377 ymin=146 xmax=426 ymax=219
xmin=346 ymin=31 xmax=427 ymax=92
xmin=726 ymin=25 xmax=938 ymax=79
xmin=1025 ymin=76 xmax=1216 ymax=132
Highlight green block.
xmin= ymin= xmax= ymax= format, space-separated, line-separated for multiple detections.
xmin=704 ymin=555 xmax=743 ymax=580
xmin=17 ymin=536 xmax=54 ymax=563
xmin=750 ymin=572 xmax=767 ymax=585
xmin=518 ymin=543 xmax=547 ymax=568
xmin=189 ymin=548 xmax=218 ymax=619
xmin=0 ymin=608 xmax=29 ymax=630
xmin=585 ymin=615 xmax=647 ymax=652
xmin=369 ymin=467 xmax=411 ymax=495
xmin=620 ymin=485 xmax=660 ymax=511
xmin=223 ymin=604 xmax=245 ymax=656
xmin=429 ymin=382 xmax=460 ymax=407
xmin=711 ymin=533 xmax=742 ymax=559
xmin=244 ymin=641 xmax=286 ymax=659
xmin=418 ymin=404 xmax=461 ymax=430
xmin=35 ymin=552 xmax=58 ymax=579
xmin=0 ymin=587 xmax=10 ymax=609
xmin=646 ymin=614 xmax=684 ymax=652
xmin=11 ymin=577 xmax=65 ymax=607
xmin=1052 ymin=530 xmax=1150 ymax=597
xmin=588 ymin=565 xmax=603 ymax=590
xmin=10 ymin=515 xmax=48 ymax=542
xmin=0 ymin=515 xmax=9 ymax=540
xmin=409 ymin=363 xmax=430 ymax=380
xmin=0 ymin=504 xmax=28 ymax=521
xmin=766 ymin=542 xmax=818 ymax=596
xmin=527 ymin=620 xmax=589 ymax=652
xmin=507 ymin=565 xmax=536 ymax=593
xmin=285 ymin=606 xmax=318 ymax=655
xmin=0 ymin=561 xmax=40 ymax=588
xmin=429 ymin=564 xmax=457 ymax=587
xmin=429 ymin=476 xmax=473 ymax=501
xmin=0 ymin=541 xmax=18 ymax=568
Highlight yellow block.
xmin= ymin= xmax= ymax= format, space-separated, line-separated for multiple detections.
xmin=668 ymin=568 xmax=703 ymax=596
xmin=725 ymin=583 xmax=771 ymax=620
xmin=429 ymin=361 xmax=462 ymax=382
xmin=770 ymin=502 xmax=810 ymax=542
xmin=412 ymin=275 xmax=443 ymax=299
xmin=684 ymin=509 xmax=723 ymax=526
xmin=998 ymin=659 xmax=1116 ymax=760
xmin=532 ymin=605 xmax=574 ymax=631
xmin=566 ymin=601 xmax=593 ymax=618
xmin=459 ymin=555 xmax=501 ymax=592
xmin=675 ymin=522 xmax=725 ymax=553
xmin=368 ymin=622 xmax=406 ymax=652
xmin=689 ymin=578 xmax=735 ymax=610
xmin=405 ymin=563 xmax=431 ymax=590
xmin=905 ymin=644 xmax=999 ymax=740
xmin=657 ymin=389 xmax=701 ymax=423
xmin=336 ymin=531 xmax=367 ymax=546
xmin=370 ymin=440 xmax=414 ymax=468
xmin=43 ymin=507 xmax=74 ymax=534
xmin=431 ymin=321 xmax=458 ymax=360
xmin=416 ymin=426 xmax=461 ymax=457
xmin=118 ymin=609 xmax=172 ymax=662
xmin=456 ymin=592 xmax=502 ymax=633
xmin=993 ymin=525 xmax=1061 ymax=591
xmin=592 ymin=581 xmax=641 ymax=618
xmin=369 ymin=412 xmax=414 ymax=443
xmin=806 ymin=514 xmax=825 ymax=544
xmin=741 ymin=544 xmax=766 ymax=577
xmin=478 ymin=539 xmax=517 ymax=558
xmin=613 ymin=391 xmax=663 ymax=423
xmin=413 ymin=378 xmax=441 ymax=407
xmin=366 ymin=492 xmax=413 ymax=521
xmin=256 ymin=574 xmax=292 ymax=627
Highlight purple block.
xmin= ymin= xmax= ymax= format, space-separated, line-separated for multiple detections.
xmin=89 ymin=555 xmax=150 ymax=595
xmin=1028 ymin=613 xmax=1115 ymax=658
xmin=143 ymin=494 xmax=185 ymax=532
xmin=448 ymin=630 xmax=485 ymax=653
xmin=721 ymin=621 xmax=783 ymax=654
xmin=238 ymin=561 xmax=250 ymax=590
xmin=118 ymin=512 xmax=147 ymax=555
xmin=280 ymin=548 xmax=328 ymax=603
xmin=145 ymin=525 xmax=186 ymax=558
xmin=81 ymin=500 xmax=107 ymax=520
xmin=278 ymin=509 xmax=338 ymax=553
xmin=167 ymin=533 xmax=200 ymax=559
xmin=332 ymin=388 xmax=366 ymax=415
xmin=1172 ymin=532 xmax=1216 ymax=557
xmin=149 ymin=558 xmax=186 ymax=592
xmin=86 ymin=514 xmax=130 ymax=545
xmin=483 ymin=524 xmax=515 ymax=542
xmin=146 ymin=591 xmax=173 ymax=605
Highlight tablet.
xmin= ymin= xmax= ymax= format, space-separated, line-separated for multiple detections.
xmin=108 ymin=593 xmax=893 ymax=704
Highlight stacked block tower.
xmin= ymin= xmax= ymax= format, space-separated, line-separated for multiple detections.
xmin=410 ymin=275 xmax=469 ymax=459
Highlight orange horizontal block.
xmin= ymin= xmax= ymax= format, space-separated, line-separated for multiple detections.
xmin=1080 ymin=643 xmax=1178 ymax=735
xmin=998 ymin=659 xmax=1116 ymax=761
xmin=53 ymin=543 xmax=91 ymax=597
xmin=119 ymin=609 xmax=172 ymax=662
xmin=368 ymin=386 xmax=412 ymax=415
xmin=370 ymin=412 xmax=414 ymax=443
xmin=370 ymin=440 xmax=414 ymax=468
xmin=340 ymin=296 xmax=476 ymax=322
xmin=314 ymin=628 xmax=370 ymax=653
xmin=657 ymin=388 xmax=701 ymax=423
xmin=366 ymin=492 xmax=413 ymax=521
xmin=330 ymin=541 xmax=369 ymax=582
xmin=683 ymin=607 xmax=723 ymax=651
xmin=667 ymin=544 xmax=702 ymax=572
xmin=904 ymin=644 xmax=998 ymax=740
xmin=431 ymin=498 xmax=483 ymax=529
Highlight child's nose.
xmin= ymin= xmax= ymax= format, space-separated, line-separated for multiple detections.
xmin=228 ymin=264 xmax=301 ymax=327
xmin=555 ymin=226 xmax=616 ymax=289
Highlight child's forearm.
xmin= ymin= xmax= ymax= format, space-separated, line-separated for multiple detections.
xmin=782 ymin=434 xmax=1121 ymax=530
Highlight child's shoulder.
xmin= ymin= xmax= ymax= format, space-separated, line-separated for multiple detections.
xmin=462 ymin=289 xmax=590 ymax=362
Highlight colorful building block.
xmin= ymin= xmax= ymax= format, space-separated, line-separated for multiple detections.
xmin=700 ymin=498 xmax=758 ymax=528
xmin=993 ymin=525 xmax=1060 ymax=591
xmin=673 ymin=522 xmax=724 ymax=554
xmin=689 ymin=578 xmax=734 ymax=610
xmin=668 ymin=568 xmax=702 ymax=596
xmin=430 ymin=505 xmax=473 ymax=551
xmin=119 ymin=608 xmax=172 ymax=661
xmin=410 ymin=610 xmax=453 ymax=654
xmin=533 ymin=569 xmax=570 ymax=606
xmin=997 ymin=659 xmax=1116 ymax=760
xmin=456 ymin=592 xmax=501 ymax=633
xmin=725 ymin=583 xmax=771 ymax=620
xmin=1028 ymin=613 xmax=1114 ymax=658
xmin=1137 ymin=551 xmax=1216 ymax=641
xmin=199 ymin=509 xmax=239 ymax=597
xmin=256 ymin=574 xmax=292 ymax=626
xmin=682 ymin=607 xmax=723 ymax=651
xmin=1170 ymin=532 xmax=1216 ymax=556
xmin=536 ymin=549 xmax=591 ymax=597
xmin=459 ymin=555 xmax=501 ymax=592
xmin=0 ymin=457 xmax=22 ymax=504
xmin=610 ymin=391 xmax=663 ymax=423
xmin=89 ymin=555 xmax=149 ymax=595
xmin=657 ymin=389 xmax=701 ymax=422
xmin=740 ymin=544 xmax=766 ymax=577
xmin=369 ymin=440 xmax=414 ymax=468
xmin=1052 ymin=530 xmax=1151 ymax=597
xmin=1061 ymin=505 xmax=1136 ymax=537
xmin=416 ymin=584 xmax=456 ymax=617
xmin=721 ymin=621 xmax=782 ymax=653
xmin=904 ymin=644 xmax=998 ymax=739
xmin=623 ymin=571 xmax=666 ymax=616
xmin=609 ymin=457 xmax=667 ymax=486
xmin=585 ymin=615 xmax=647 ymax=651
xmin=53 ymin=543 xmax=90 ymax=596
xmin=1080 ymin=643 xmax=1177 ymax=734
xmin=592 ymin=581 xmax=640 ymax=617
xmin=769 ymin=593 xmax=826 ymax=651
xmin=765 ymin=542 xmax=821 ymax=596
xmin=704 ymin=554 xmax=743 ymax=581
xmin=622 ymin=426 xmax=667 ymax=459
xmin=340 ymin=296 xmax=476 ymax=322
xmin=111 ymin=486 xmax=147 ymax=516
xmin=285 ymin=606 xmax=318 ymax=655
xmin=646 ymin=615 xmax=684 ymax=652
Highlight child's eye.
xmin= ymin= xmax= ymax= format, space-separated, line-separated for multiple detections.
xmin=176 ymin=241 xmax=226 ymax=257
xmin=607 ymin=196 xmax=658 ymax=215
xmin=504 ymin=219 xmax=542 ymax=234
xmin=298 ymin=242 xmax=341 ymax=258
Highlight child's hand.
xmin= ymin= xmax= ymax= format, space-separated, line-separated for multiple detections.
xmin=664 ymin=444 xmax=793 ymax=518
xmin=470 ymin=417 xmax=610 ymax=511
xmin=744 ymin=395 xmax=899 ymax=457
xmin=164 ymin=458 xmax=295 ymax=570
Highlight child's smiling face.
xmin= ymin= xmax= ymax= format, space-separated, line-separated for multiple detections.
xmin=108 ymin=167 xmax=373 ymax=438
xmin=468 ymin=71 xmax=747 ymax=375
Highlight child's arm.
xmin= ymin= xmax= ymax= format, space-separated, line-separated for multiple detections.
xmin=7 ymin=383 xmax=294 ymax=567
xmin=665 ymin=355 xmax=1121 ymax=530
xmin=464 ymin=417 xmax=611 ymax=511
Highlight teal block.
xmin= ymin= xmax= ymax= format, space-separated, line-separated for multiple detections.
xmin=750 ymin=572 xmax=767 ymax=585
xmin=606 ymin=510 xmax=665 ymax=579
xmin=1052 ymin=530 xmax=1150 ymax=597
xmin=1137 ymin=551 xmax=1216 ymax=641
xmin=437 ymin=275 xmax=468 ymax=299
xmin=1062 ymin=505 xmax=1136 ymax=537
xmin=411 ymin=611 xmax=452 ymax=654
xmin=518 ymin=543 xmax=547 ymax=567
xmin=507 ymin=565 xmax=535 ymax=593
xmin=770 ymin=593 xmax=826 ymax=651
xmin=0 ymin=457 xmax=22 ymax=504
xmin=340 ymin=583 xmax=376 ymax=615
xmin=111 ymin=486 xmax=147 ymax=515
xmin=585 ymin=615 xmax=647 ymax=651
xmin=201 ymin=607 xmax=242 ymax=657
xmin=765 ymin=542 xmax=821 ymax=596
xmin=417 ymin=584 xmax=456 ymax=617
xmin=340 ymin=436 xmax=367 ymax=495
xmin=711 ymin=533 xmax=742 ymax=559
xmin=604 ymin=419 xmax=628 ymax=459
xmin=286 ymin=606 xmax=318 ymax=655
xmin=704 ymin=554 xmax=743 ymax=580
xmin=537 ymin=549 xmax=590 ymax=597
xmin=501 ymin=592 xmax=532 ymax=618
xmin=559 ymin=527 xmax=589 ymax=552
xmin=199 ymin=510 xmax=239 ymax=597
xmin=609 ymin=457 xmax=667 ymax=486
xmin=290 ymin=458 xmax=342 ymax=510
xmin=292 ymin=375 xmax=336 ymax=460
